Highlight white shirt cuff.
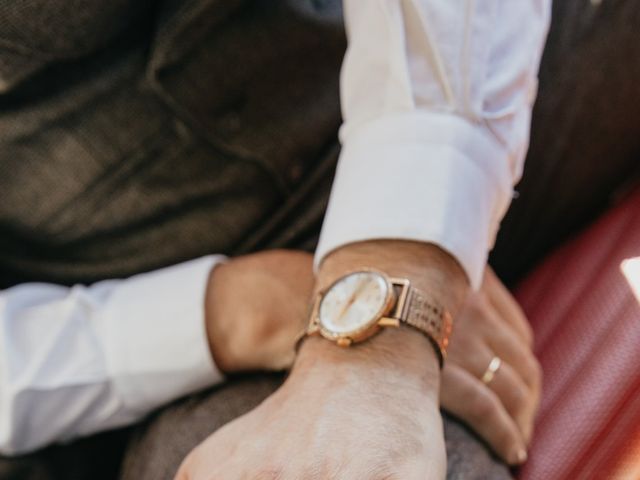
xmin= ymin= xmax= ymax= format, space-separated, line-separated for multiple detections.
xmin=102 ymin=255 xmax=226 ymax=414
xmin=315 ymin=111 xmax=513 ymax=289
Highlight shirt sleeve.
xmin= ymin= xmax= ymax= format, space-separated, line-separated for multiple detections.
xmin=0 ymin=255 xmax=225 ymax=455
xmin=315 ymin=0 xmax=552 ymax=288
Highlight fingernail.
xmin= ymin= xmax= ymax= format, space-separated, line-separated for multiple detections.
xmin=515 ymin=449 xmax=528 ymax=464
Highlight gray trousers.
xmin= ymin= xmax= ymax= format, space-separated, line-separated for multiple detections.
xmin=0 ymin=0 xmax=639 ymax=479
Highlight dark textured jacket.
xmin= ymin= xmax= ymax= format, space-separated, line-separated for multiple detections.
xmin=0 ymin=0 xmax=346 ymax=288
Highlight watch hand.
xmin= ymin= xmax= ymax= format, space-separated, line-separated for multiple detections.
xmin=338 ymin=278 xmax=370 ymax=321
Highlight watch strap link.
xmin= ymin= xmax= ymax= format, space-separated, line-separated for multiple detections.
xmin=398 ymin=286 xmax=452 ymax=367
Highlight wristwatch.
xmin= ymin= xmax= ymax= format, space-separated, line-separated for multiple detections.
xmin=303 ymin=269 xmax=453 ymax=367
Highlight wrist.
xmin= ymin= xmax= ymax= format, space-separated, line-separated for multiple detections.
xmin=205 ymin=260 xmax=280 ymax=373
xmin=295 ymin=325 xmax=441 ymax=400
xmin=205 ymin=251 xmax=315 ymax=374
xmin=317 ymin=240 xmax=468 ymax=317
xmin=205 ymin=261 xmax=242 ymax=373
xmin=300 ymin=240 xmax=468 ymax=387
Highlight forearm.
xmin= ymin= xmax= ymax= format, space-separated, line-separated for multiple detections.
xmin=0 ymin=256 xmax=222 ymax=455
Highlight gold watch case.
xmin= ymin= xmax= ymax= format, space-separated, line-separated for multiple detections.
xmin=305 ymin=269 xmax=413 ymax=347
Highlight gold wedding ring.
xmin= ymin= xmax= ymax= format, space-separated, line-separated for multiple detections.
xmin=481 ymin=357 xmax=502 ymax=385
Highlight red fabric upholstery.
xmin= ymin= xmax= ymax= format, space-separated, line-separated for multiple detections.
xmin=515 ymin=187 xmax=640 ymax=480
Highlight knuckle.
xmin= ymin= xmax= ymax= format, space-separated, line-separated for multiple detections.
xmin=509 ymin=382 xmax=531 ymax=414
xmin=472 ymin=294 xmax=492 ymax=318
xmin=462 ymin=295 xmax=496 ymax=331
xmin=522 ymin=321 xmax=535 ymax=347
xmin=523 ymin=356 xmax=544 ymax=391
xmin=464 ymin=293 xmax=486 ymax=317
xmin=470 ymin=389 xmax=500 ymax=422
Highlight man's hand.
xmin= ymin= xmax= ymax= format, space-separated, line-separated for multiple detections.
xmin=440 ymin=267 xmax=542 ymax=465
xmin=177 ymin=241 xmax=467 ymax=480
xmin=176 ymin=328 xmax=446 ymax=480
xmin=205 ymin=250 xmax=315 ymax=373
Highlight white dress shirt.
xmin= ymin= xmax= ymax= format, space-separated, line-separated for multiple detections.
xmin=0 ymin=0 xmax=551 ymax=454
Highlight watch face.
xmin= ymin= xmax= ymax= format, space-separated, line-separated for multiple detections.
xmin=318 ymin=271 xmax=392 ymax=337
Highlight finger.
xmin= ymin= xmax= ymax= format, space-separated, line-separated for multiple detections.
xmin=483 ymin=268 xmax=534 ymax=347
xmin=480 ymin=357 xmax=537 ymax=444
xmin=481 ymin=306 xmax=543 ymax=395
xmin=440 ymin=364 xmax=528 ymax=466
xmin=453 ymin=341 xmax=536 ymax=444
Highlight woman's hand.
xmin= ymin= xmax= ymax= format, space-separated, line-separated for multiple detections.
xmin=440 ymin=267 xmax=543 ymax=465
xmin=205 ymin=249 xmax=315 ymax=373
